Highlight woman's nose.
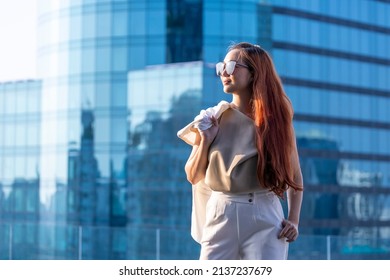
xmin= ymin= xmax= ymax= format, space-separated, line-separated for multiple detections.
xmin=221 ymin=67 xmax=229 ymax=77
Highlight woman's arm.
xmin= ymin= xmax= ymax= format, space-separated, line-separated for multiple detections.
xmin=287 ymin=141 xmax=303 ymax=224
xmin=184 ymin=116 xmax=219 ymax=185
xmin=279 ymin=136 xmax=304 ymax=242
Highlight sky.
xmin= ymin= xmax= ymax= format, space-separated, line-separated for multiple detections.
xmin=0 ymin=0 xmax=37 ymax=82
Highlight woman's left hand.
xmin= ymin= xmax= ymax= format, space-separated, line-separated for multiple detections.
xmin=278 ymin=219 xmax=299 ymax=242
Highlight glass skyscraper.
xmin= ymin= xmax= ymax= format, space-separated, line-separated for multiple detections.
xmin=0 ymin=80 xmax=41 ymax=259
xmin=1 ymin=0 xmax=390 ymax=259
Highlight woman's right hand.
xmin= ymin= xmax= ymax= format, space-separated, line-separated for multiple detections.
xmin=199 ymin=116 xmax=219 ymax=145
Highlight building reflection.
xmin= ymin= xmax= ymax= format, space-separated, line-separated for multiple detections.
xmin=296 ymin=134 xmax=386 ymax=256
xmin=127 ymin=89 xmax=204 ymax=258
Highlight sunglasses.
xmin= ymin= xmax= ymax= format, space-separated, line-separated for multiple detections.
xmin=216 ymin=60 xmax=249 ymax=76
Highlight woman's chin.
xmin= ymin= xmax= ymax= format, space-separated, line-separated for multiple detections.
xmin=223 ymin=86 xmax=233 ymax=93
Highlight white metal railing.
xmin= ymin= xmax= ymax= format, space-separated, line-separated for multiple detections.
xmin=1 ymin=223 xmax=390 ymax=260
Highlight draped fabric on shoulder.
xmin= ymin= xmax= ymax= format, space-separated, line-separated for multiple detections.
xmin=177 ymin=101 xmax=231 ymax=145
xmin=190 ymin=180 xmax=212 ymax=243
xmin=177 ymin=101 xmax=232 ymax=243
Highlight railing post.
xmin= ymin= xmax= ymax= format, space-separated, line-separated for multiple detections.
xmin=8 ymin=224 xmax=13 ymax=260
xmin=156 ymin=228 xmax=160 ymax=260
xmin=78 ymin=226 xmax=83 ymax=260
xmin=326 ymin=235 xmax=331 ymax=260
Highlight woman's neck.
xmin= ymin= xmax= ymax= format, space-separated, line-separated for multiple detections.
xmin=231 ymin=94 xmax=252 ymax=115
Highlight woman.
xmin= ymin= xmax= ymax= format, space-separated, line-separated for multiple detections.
xmin=178 ymin=42 xmax=303 ymax=260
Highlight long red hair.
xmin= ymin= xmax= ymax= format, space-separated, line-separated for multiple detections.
xmin=229 ymin=42 xmax=302 ymax=197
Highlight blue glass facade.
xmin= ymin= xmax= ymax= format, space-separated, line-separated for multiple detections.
xmin=36 ymin=0 xmax=131 ymax=259
xmin=0 ymin=0 xmax=390 ymax=259
xmin=127 ymin=62 xmax=222 ymax=258
xmin=0 ymin=80 xmax=41 ymax=259
xmin=269 ymin=0 xmax=390 ymax=256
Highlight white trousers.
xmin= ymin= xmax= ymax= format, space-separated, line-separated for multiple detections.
xmin=199 ymin=190 xmax=288 ymax=260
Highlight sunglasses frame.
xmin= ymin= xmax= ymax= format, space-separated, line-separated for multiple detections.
xmin=216 ymin=60 xmax=249 ymax=76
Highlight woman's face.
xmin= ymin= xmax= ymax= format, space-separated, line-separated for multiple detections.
xmin=220 ymin=49 xmax=252 ymax=95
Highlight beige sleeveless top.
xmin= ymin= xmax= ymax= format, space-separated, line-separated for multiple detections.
xmin=205 ymin=107 xmax=261 ymax=193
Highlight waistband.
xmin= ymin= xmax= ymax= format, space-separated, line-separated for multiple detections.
xmin=210 ymin=189 xmax=275 ymax=204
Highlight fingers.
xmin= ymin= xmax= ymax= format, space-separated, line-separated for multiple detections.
xmin=210 ymin=115 xmax=218 ymax=126
xmin=198 ymin=116 xmax=219 ymax=144
xmin=278 ymin=219 xmax=299 ymax=243
xmin=285 ymin=230 xmax=298 ymax=243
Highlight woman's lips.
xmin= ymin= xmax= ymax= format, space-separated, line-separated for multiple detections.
xmin=223 ymin=80 xmax=231 ymax=85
